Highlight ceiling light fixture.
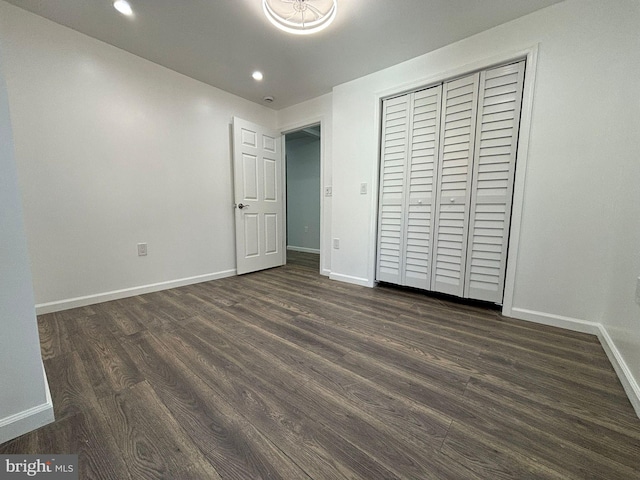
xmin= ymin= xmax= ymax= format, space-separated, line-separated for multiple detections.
xmin=113 ymin=0 xmax=133 ymax=16
xmin=252 ymin=71 xmax=264 ymax=81
xmin=262 ymin=0 xmax=337 ymax=35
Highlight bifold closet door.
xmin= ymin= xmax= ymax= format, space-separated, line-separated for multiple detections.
xmin=377 ymin=85 xmax=442 ymax=288
xmin=403 ymin=86 xmax=442 ymax=289
xmin=430 ymin=73 xmax=480 ymax=297
xmin=376 ymin=94 xmax=410 ymax=285
xmin=464 ymin=61 xmax=525 ymax=303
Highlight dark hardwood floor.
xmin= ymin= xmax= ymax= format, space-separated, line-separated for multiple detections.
xmin=2 ymin=251 xmax=640 ymax=479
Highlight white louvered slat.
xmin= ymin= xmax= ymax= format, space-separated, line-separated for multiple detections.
xmin=464 ymin=60 xmax=525 ymax=303
xmin=377 ymin=95 xmax=410 ymax=284
xmin=403 ymin=85 xmax=442 ymax=289
xmin=431 ymin=73 xmax=480 ymax=296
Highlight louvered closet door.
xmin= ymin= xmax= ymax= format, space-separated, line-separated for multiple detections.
xmin=403 ymin=85 xmax=442 ymax=289
xmin=376 ymin=94 xmax=410 ymax=284
xmin=431 ymin=73 xmax=480 ymax=297
xmin=464 ymin=61 xmax=525 ymax=303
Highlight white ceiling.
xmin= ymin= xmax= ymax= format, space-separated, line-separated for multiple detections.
xmin=4 ymin=0 xmax=564 ymax=109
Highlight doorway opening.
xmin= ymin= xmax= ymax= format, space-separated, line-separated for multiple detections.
xmin=285 ymin=124 xmax=321 ymax=272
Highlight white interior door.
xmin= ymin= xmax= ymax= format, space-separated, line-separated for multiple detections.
xmin=464 ymin=61 xmax=525 ymax=303
xmin=431 ymin=72 xmax=480 ymax=297
xmin=376 ymin=85 xmax=442 ymax=290
xmin=233 ymin=117 xmax=284 ymax=275
xmin=376 ymin=94 xmax=411 ymax=285
xmin=403 ymin=85 xmax=442 ymax=290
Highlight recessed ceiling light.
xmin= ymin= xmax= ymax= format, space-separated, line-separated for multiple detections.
xmin=252 ymin=71 xmax=264 ymax=81
xmin=113 ymin=0 xmax=133 ymax=16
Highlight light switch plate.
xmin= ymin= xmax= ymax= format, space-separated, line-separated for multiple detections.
xmin=324 ymin=186 xmax=332 ymax=197
xmin=360 ymin=183 xmax=367 ymax=195
xmin=137 ymin=243 xmax=148 ymax=256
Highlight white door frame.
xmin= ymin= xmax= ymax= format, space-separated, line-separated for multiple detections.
xmin=371 ymin=44 xmax=540 ymax=316
xmin=280 ymin=116 xmax=327 ymax=276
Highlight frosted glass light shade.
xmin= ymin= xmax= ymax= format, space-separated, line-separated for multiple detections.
xmin=263 ymin=0 xmax=337 ymax=35
xmin=113 ymin=0 xmax=133 ymax=16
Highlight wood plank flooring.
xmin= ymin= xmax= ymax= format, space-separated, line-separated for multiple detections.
xmin=2 ymin=251 xmax=640 ymax=479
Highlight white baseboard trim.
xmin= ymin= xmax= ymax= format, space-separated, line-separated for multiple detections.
xmin=509 ymin=307 xmax=640 ymax=419
xmin=597 ymin=325 xmax=640 ymax=418
xmin=35 ymin=269 xmax=237 ymax=315
xmin=321 ymin=268 xmax=331 ymax=277
xmin=0 ymin=362 xmax=54 ymax=444
xmin=287 ymin=246 xmax=321 ymax=254
xmin=329 ymin=272 xmax=373 ymax=287
xmin=509 ymin=307 xmax=601 ymax=335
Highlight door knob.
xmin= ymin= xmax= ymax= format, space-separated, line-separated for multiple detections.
xmin=237 ymin=203 xmax=250 ymax=209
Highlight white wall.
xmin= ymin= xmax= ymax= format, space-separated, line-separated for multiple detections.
xmin=286 ymin=136 xmax=321 ymax=252
xmin=328 ymin=0 xmax=640 ymax=411
xmin=278 ymin=94 xmax=332 ymax=275
xmin=0 ymin=52 xmax=53 ymax=443
xmin=0 ymin=1 xmax=277 ymax=311
xmin=599 ymin=11 xmax=640 ymax=407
